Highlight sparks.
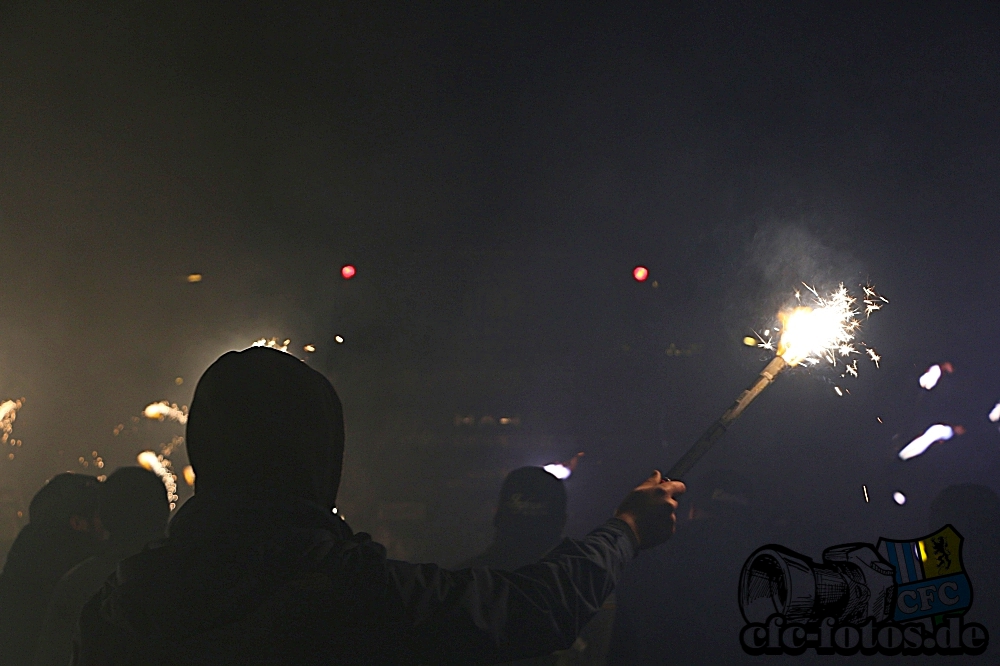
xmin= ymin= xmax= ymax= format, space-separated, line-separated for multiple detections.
xmin=863 ymin=284 xmax=888 ymax=317
xmin=0 ymin=399 xmax=24 ymax=447
xmin=898 ymin=424 xmax=955 ymax=461
xmin=866 ymin=348 xmax=881 ymax=368
xmin=777 ymin=284 xmax=866 ymax=367
xmin=990 ymin=402 xmax=1000 ymax=423
xmin=137 ymin=451 xmax=179 ymax=509
xmin=844 ymin=361 xmax=858 ymax=378
xmin=143 ymin=401 xmax=188 ymax=424
xmin=893 ymin=491 xmax=907 ymax=506
xmin=251 ymin=338 xmax=290 ymax=352
xmin=863 ymin=485 xmax=869 ymax=503
xmin=160 ymin=435 xmax=184 ymax=456
xmin=834 ymin=386 xmax=843 ymax=396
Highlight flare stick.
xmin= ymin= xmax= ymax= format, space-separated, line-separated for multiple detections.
xmin=666 ymin=356 xmax=788 ymax=479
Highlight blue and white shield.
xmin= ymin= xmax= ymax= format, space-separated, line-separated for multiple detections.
xmin=877 ymin=524 xmax=973 ymax=622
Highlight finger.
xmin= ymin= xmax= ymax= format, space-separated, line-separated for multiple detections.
xmin=664 ymin=480 xmax=686 ymax=495
xmin=648 ymin=470 xmax=663 ymax=484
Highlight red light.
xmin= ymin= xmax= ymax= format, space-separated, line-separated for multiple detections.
xmin=633 ymin=266 xmax=649 ymax=282
xmin=341 ymin=265 xmax=356 ymax=280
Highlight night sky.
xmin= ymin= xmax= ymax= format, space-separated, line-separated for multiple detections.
xmin=1 ymin=0 xmax=999 ymax=589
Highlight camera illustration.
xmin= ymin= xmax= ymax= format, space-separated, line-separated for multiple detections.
xmin=739 ymin=543 xmax=897 ymax=625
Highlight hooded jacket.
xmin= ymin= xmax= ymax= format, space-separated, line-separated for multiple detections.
xmin=75 ymin=491 xmax=636 ymax=665
xmin=74 ymin=348 xmax=639 ymax=664
xmin=0 ymin=523 xmax=101 ymax=666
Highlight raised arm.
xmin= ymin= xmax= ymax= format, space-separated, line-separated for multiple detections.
xmin=387 ymin=473 xmax=685 ymax=664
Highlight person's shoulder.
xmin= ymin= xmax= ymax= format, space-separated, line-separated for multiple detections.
xmin=454 ymin=552 xmax=494 ymax=570
xmin=49 ymin=554 xmax=103 ymax=603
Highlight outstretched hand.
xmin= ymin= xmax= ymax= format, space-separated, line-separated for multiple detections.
xmin=615 ymin=471 xmax=686 ymax=549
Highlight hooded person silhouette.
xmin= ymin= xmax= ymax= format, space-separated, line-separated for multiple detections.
xmin=0 ymin=473 xmax=103 ymax=666
xmin=33 ymin=467 xmax=169 ymax=666
xmin=75 ymin=347 xmax=684 ymax=665
xmin=461 ymin=467 xmax=568 ymax=571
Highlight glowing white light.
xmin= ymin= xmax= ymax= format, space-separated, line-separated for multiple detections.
xmin=898 ymin=424 xmax=954 ymax=461
xmin=893 ymin=491 xmax=907 ymax=505
xmin=989 ymin=403 xmax=1000 ymax=423
xmin=759 ymin=283 xmax=884 ymax=374
xmin=919 ymin=365 xmax=942 ymax=390
xmin=543 ymin=463 xmax=571 ymax=480
xmin=335 ymin=336 xmax=344 ymax=344
xmin=863 ymin=485 xmax=869 ymax=503
xmin=777 ymin=284 xmax=860 ymax=367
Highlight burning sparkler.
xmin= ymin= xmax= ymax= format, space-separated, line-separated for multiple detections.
xmin=666 ymin=283 xmax=885 ymax=479
xmin=143 ymin=401 xmax=188 ymax=425
xmin=137 ymin=450 xmax=179 ymax=509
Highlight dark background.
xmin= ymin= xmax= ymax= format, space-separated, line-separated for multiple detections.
xmin=0 ymin=0 xmax=998 ymax=577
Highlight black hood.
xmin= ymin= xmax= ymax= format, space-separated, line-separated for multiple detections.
xmin=186 ymin=347 xmax=345 ymax=509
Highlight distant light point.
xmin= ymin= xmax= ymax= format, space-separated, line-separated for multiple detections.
xmin=633 ymin=266 xmax=649 ymax=282
xmin=187 ymin=274 xmax=203 ymax=283
xmin=341 ymin=265 xmax=356 ymax=279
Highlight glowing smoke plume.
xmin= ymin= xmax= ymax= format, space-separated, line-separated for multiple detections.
xmin=898 ymin=424 xmax=955 ymax=461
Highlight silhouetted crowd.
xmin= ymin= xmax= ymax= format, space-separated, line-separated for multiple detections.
xmin=0 ymin=347 xmax=996 ymax=664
